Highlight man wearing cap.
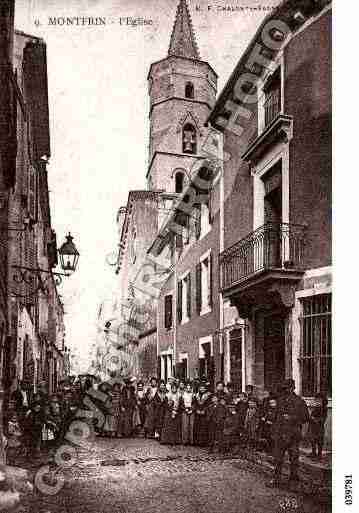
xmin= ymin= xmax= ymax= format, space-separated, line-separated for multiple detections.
xmin=268 ymin=378 xmax=309 ymax=489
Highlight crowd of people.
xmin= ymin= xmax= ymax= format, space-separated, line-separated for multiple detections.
xmin=4 ymin=375 xmax=328 ymax=485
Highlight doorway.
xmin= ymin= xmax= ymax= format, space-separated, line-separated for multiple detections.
xmin=229 ymin=329 xmax=243 ymax=392
xmin=264 ymin=313 xmax=285 ymax=391
xmin=263 ymin=162 xmax=282 ymax=268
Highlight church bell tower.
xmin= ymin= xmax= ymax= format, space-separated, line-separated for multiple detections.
xmin=147 ymin=0 xmax=217 ymax=193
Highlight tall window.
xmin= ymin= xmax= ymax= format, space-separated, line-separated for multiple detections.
xmin=175 ymin=171 xmax=185 ymax=193
xmin=299 ymin=293 xmax=332 ymax=397
xmin=177 ymin=272 xmax=191 ymax=323
xmin=185 ymin=82 xmax=194 ymax=99
xmin=195 ymin=201 xmax=211 ymax=241
xmin=263 ymin=67 xmax=281 ymax=127
xmin=164 ymin=294 xmax=173 ymax=329
xmin=129 ymin=225 xmax=137 ymax=263
xmin=28 ymin=165 xmax=38 ymax=223
xmin=182 ymin=123 xmax=197 ymax=154
xmin=196 ymin=253 xmax=213 ymax=315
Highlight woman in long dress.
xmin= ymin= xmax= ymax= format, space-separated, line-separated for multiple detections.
xmin=134 ymin=382 xmax=148 ymax=434
xmin=103 ymin=390 xmax=117 ymax=437
xmin=119 ymin=379 xmax=137 ymax=437
xmin=111 ymin=382 xmax=122 ymax=438
xmin=244 ymin=394 xmax=259 ymax=450
xmin=193 ymin=383 xmax=212 ymax=447
xmin=144 ymin=377 xmax=159 ymax=438
xmin=180 ymin=382 xmax=194 ymax=445
xmin=160 ymin=383 xmax=182 ymax=445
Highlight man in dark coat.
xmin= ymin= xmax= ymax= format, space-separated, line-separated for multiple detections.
xmin=268 ymin=379 xmax=309 ymax=489
xmin=119 ymin=378 xmax=137 ymax=437
xmin=11 ymin=381 xmax=30 ymax=420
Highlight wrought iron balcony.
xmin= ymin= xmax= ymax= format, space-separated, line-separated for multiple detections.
xmin=220 ymin=222 xmax=306 ymax=292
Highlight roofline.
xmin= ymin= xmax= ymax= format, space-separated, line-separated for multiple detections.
xmin=116 ymin=189 xmax=163 ymax=272
xmin=149 ymin=96 xmax=213 ymax=118
xmin=208 ymin=0 xmax=332 ymax=128
xmin=15 ymin=28 xmax=45 ymax=43
xmin=146 ymin=151 xmax=204 ymax=179
xmin=147 ymin=55 xmax=218 ymax=81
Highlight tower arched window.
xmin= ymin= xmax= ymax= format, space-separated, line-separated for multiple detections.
xmin=185 ymin=82 xmax=194 ymax=99
xmin=182 ymin=123 xmax=197 ymax=154
xmin=175 ymin=171 xmax=185 ymax=193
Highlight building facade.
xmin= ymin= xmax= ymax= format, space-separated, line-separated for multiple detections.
xmin=0 ymin=22 xmax=68 ymax=410
xmin=110 ymin=0 xmax=220 ymax=383
xmin=209 ymin=0 xmax=332 ymax=441
xmin=109 ymin=1 xmax=332 ymax=450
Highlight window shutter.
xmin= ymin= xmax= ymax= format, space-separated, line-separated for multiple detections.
xmin=177 ymin=280 xmax=183 ymax=323
xmin=187 ymin=273 xmax=191 ymax=319
xmin=28 ymin=165 xmax=37 ymax=222
xmin=209 ymin=356 xmax=215 ymax=391
xmin=199 ymin=358 xmax=205 ymax=379
xmin=208 ymin=190 xmax=213 ymax=225
xmin=164 ymin=295 xmax=172 ymax=329
xmin=175 ymin=362 xmax=182 ymax=379
xmin=157 ymin=356 xmax=161 ymax=380
xmin=196 ymin=263 xmax=202 ymax=314
xmin=195 ymin=206 xmax=201 ymax=240
xmin=209 ymin=253 xmax=213 ymax=307
xmin=185 ymin=215 xmax=190 ymax=244
xmin=176 ymin=233 xmax=183 ymax=251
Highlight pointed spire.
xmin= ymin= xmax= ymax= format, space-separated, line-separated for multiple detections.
xmin=168 ymin=0 xmax=200 ymax=60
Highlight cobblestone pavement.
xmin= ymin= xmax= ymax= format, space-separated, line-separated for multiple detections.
xmin=20 ymin=437 xmax=330 ymax=513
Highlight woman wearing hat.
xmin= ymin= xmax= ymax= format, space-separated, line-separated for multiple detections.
xmin=135 ymin=382 xmax=148 ymax=435
xmin=180 ymin=381 xmax=195 ymax=445
xmin=119 ymin=378 xmax=137 ymax=437
xmin=193 ymin=381 xmax=212 ymax=447
xmin=160 ymin=382 xmax=182 ymax=445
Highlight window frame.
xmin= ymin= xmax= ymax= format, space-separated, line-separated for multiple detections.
xmin=179 ymin=270 xmax=191 ymax=325
xmin=164 ymin=293 xmax=173 ymax=330
xmin=298 ymin=292 xmax=332 ymax=398
xmin=175 ymin=171 xmax=185 ymax=194
xmin=199 ymin=249 xmax=212 ymax=316
xmin=185 ymin=82 xmax=194 ymax=99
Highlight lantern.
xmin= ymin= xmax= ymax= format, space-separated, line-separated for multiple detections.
xmin=58 ymin=233 xmax=79 ymax=274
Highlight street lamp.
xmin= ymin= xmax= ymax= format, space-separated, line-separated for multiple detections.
xmin=58 ymin=233 xmax=80 ymax=274
xmin=11 ymin=232 xmax=80 ymax=297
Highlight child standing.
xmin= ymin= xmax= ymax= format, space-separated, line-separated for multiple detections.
xmin=308 ymin=393 xmax=328 ymax=459
xmin=244 ymin=387 xmax=259 ymax=451
xmin=208 ymin=391 xmax=227 ymax=453
xmin=260 ymin=398 xmax=277 ymax=453
xmin=24 ymin=402 xmax=44 ymax=457
xmin=6 ymin=413 xmax=24 ymax=464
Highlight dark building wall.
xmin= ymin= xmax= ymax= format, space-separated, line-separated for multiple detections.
xmin=23 ymin=40 xmax=50 ymax=160
xmin=157 ymin=181 xmax=221 ymax=381
xmin=158 ymin=272 xmax=174 ymax=354
xmin=0 ymin=1 xmax=15 ymax=399
xmin=223 ymin=129 xmax=254 ymax=252
xmin=285 ymin=11 xmax=332 ymax=269
xmin=138 ymin=330 xmax=157 ymax=381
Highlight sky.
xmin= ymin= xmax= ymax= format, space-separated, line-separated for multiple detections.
xmin=14 ymin=0 xmax=280 ymax=372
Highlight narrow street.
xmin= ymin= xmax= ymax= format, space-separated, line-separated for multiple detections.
xmin=19 ymin=437 xmax=330 ymax=513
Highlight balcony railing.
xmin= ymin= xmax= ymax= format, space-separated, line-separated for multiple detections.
xmin=220 ymin=222 xmax=306 ymax=291
xmin=264 ymin=89 xmax=281 ymax=127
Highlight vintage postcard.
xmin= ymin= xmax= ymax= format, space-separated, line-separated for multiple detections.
xmin=0 ymin=0 xmax=337 ymax=512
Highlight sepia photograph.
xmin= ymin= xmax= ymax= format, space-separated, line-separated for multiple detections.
xmin=0 ymin=0 xmax=338 ymax=511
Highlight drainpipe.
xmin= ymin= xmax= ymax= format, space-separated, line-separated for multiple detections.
xmin=173 ymin=236 xmax=178 ymax=378
xmin=218 ymin=131 xmax=226 ymax=382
